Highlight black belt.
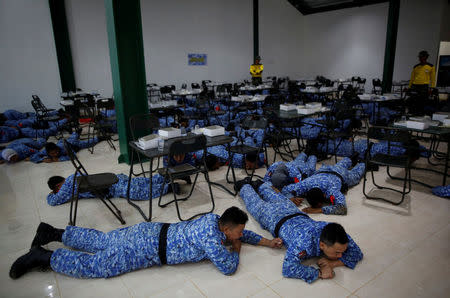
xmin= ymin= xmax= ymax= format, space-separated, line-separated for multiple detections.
xmin=316 ymin=170 xmax=348 ymax=193
xmin=274 ymin=213 xmax=309 ymax=238
xmin=158 ymin=223 xmax=170 ymax=265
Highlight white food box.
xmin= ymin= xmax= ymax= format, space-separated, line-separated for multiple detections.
xmin=443 ymin=119 xmax=450 ymax=126
xmin=305 ymin=86 xmax=318 ymax=92
xmin=203 ymin=125 xmax=225 ymax=137
xmin=297 ymin=105 xmax=318 ymax=115
xmin=158 ymin=127 xmax=181 ymax=139
xmin=406 ymin=120 xmax=430 ymax=130
xmin=137 ymin=134 xmax=159 ymax=150
xmin=306 ymin=102 xmax=321 ymax=109
xmin=319 ymin=87 xmax=334 ymax=92
xmin=280 ymin=104 xmax=297 ymax=111
xmin=358 ymin=94 xmax=374 ymax=100
xmin=432 ymin=112 xmax=450 ymax=122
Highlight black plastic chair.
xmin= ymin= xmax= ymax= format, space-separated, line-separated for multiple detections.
xmin=226 ymin=115 xmax=268 ymax=188
xmin=157 ymin=135 xmax=215 ymax=221
xmin=372 ymin=79 xmax=383 ymax=95
xmin=191 ymin=83 xmax=201 ymax=89
xmin=129 ymin=113 xmax=161 ymax=177
xmin=84 ymin=104 xmax=116 ymax=154
xmin=31 ymin=95 xmax=61 ymax=139
xmin=63 ymin=140 xmax=125 ymax=225
xmin=362 ymin=126 xmax=413 ymax=205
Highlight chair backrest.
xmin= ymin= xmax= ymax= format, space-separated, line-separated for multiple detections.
xmin=63 ymin=139 xmax=88 ymax=176
xmin=181 ymin=83 xmax=187 ymax=89
xmin=191 ymin=83 xmax=201 ymax=89
xmin=31 ymin=95 xmax=48 ymax=116
xmin=129 ymin=113 xmax=160 ymax=141
xmin=168 ymin=134 xmax=207 ymax=157
xmin=367 ymin=126 xmax=411 ymax=156
xmin=96 ymin=98 xmax=114 ymax=110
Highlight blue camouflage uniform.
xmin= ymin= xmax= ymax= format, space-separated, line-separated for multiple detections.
xmin=30 ymin=133 xmax=98 ymax=163
xmin=239 ymin=183 xmax=363 ymax=283
xmin=50 ymin=213 xmax=262 ymax=278
xmin=264 ymin=153 xmax=317 ymax=184
xmin=20 ymin=118 xmax=68 ymax=139
xmin=47 ymin=173 xmax=168 ymax=206
xmin=282 ymin=158 xmax=365 ymax=215
xmin=0 ymin=126 xmax=20 ymax=143
xmin=4 ymin=117 xmax=36 ymax=128
xmin=0 ymin=138 xmax=46 ymax=161
xmin=3 ymin=110 xmax=33 ymax=120
xmin=432 ymin=185 xmax=450 ymax=198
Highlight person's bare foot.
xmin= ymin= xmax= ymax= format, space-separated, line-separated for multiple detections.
xmin=290 ymin=197 xmax=303 ymax=206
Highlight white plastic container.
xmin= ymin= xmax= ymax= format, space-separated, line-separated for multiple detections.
xmin=305 ymin=102 xmax=321 ymax=109
xmin=432 ymin=112 xmax=450 ymax=122
xmin=406 ymin=120 xmax=430 ymax=130
xmin=203 ymin=125 xmax=225 ymax=137
xmin=280 ymin=104 xmax=297 ymax=111
xmin=358 ymin=94 xmax=374 ymax=100
xmin=158 ymin=127 xmax=181 ymax=139
xmin=297 ymin=105 xmax=319 ymax=115
xmin=443 ymin=119 xmax=450 ymax=126
xmin=137 ymin=134 xmax=159 ymax=150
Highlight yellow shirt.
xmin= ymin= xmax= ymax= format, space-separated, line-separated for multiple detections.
xmin=409 ymin=63 xmax=436 ymax=88
xmin=250 ymin=64 xmax=264 ymax=78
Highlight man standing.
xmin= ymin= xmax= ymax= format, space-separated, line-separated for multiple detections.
xmin=10 ymin=207 xmax=282 ymax=279
xmin=250 ymin=56 xmax=264 ymax=85
xmin=407 ymin=50 xmax=436 ymax=114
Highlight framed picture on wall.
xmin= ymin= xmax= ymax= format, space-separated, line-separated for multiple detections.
xmin=188 ymin=54 xmax=207 ymax=66
xmin=437 ymin=55 xmax=450 ymax=87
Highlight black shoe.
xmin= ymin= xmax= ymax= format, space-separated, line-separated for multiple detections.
xmin=350 ymin=152 xmax=360 ymax=167
xmin=167 ymin=183 xmax=181 ymax=195
xmin=31 ymin=222 xmax=64 ymax=248
xmin=183 ymin=176 xmax=192 ymax=185
xmin=9 ymin=246 xmax=52 ymax=279
xmin=366 ymin=163 xmax=379 ymax=171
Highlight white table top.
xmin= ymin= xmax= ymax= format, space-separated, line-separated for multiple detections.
xmin=231 ymin=95 xmax=267 ymax=102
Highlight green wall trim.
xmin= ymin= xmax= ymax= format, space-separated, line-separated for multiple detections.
xmin=382 ymin=0 xmax=400 ymax=93
xmin=105 ymin=0 xmax=148 ymax=164
xmin=48 ymin=0 xmax=76 ymax=92
xmin=253 ymin=0 xmax=259 ymax=61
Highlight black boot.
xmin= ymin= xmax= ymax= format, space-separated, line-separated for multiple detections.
xmin=182 ymin=176 xmax=192 ymax=185
xmin=31 ymin=222 xmax=64 ymax=248
xmin=9 ymin=246 xmax=52 ymax=279
xmin=167 ymin=183 xmax=181 ymax=195
xmin=350 ymin=152 xmax=360 ymax=167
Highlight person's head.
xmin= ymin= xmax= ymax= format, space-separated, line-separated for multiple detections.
xmin=205 ymin=154 xmax=222 ymax=171
xmin=47 ymin=176 xmax=65 ymax=193
xmin=219 ymin=206 xmax=249 ymax=241
xmin=1 ymin=148 xmax=19 ymax=163
xmin=45 ymin=142 xmax=60 ymax=158
xmin=305 ymin=187 xmax=327 ymax=208
xmin=245 ymin=152 xmax=258 ymax=170
xmin=319 ymin=223 xmax=349 ymax=260
xmin=255 ymin=56 xmax=261 ymax=64
xmin=418 ymin=50 xmax=429 ymax=64
xmin=179 ymin=117 xmax=189 ymax=128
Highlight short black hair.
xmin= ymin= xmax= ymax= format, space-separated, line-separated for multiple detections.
xmin=305 ymin=187 xmax=326 ymax=208
xmin=219 ymin=206 xmax=248 ymax=226
xmin=47 ymin=176 xmax=65 ymax=191
xmin=320 ymin=223 xmax=349 ymax=246
xmin=245 ymin=152 xmax=257 ymax=163
xmin=205 ymin=154 xmax=219 ymax=171
xmin=45 ymin=142 xmax=59 ymax=153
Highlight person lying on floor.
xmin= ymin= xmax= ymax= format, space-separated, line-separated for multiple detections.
xmin=29 ymin=133 xmax=99 ymax=163
xmin=432 ymin=185 xmax=450 ymax=198
xmin=10 ymin=206 xmax=283 ymax=279
xmin=238 ymin=183 xmax=363 ymax=283
xmin=0 ymin=126 xmax=21 ymax=143
xmin=264 ymin=152 xmax=317 ymax=190
xmin=282 ymin=157 xmax=365 ymax=215
xmin=1 ymin=109 xmax=34 ymax=121
xmin=0 ymin=138 xmax=47 ymax=164
xmin=45 ymin=172 xmax=180 ymax=206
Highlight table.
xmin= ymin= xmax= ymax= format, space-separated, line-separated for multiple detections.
xmin=359 ymin=94 xmax=404 ymax=123
xmin=126 ymin=133 xmax=234 ymax=221
xmin=231 ymin=94 xmax=267 ymax=102
xmin=299 ymin=89 xmax=335 ymax=103
xmin=392 ymin=122 xmax=450 ymax=187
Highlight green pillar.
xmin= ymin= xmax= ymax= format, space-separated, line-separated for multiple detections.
xmin=105 ymin=0 xmax=148 ymax=164
xmin=253 ymin=0 xmax=259 ymax=61
xmin=48 ymin=0 xmax=76 ymax=92
xmin=382 ymin=0 xmax=400 ymax=93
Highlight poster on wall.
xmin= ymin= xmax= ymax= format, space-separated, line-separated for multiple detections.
xmin=188 ymin=54 xmax=207 ymax=66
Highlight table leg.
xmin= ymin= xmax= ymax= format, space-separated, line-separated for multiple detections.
xmin=443 ymin=139 xmax=449 ymax=186
xmin=148 ymin=159 xmax=153 ymax=221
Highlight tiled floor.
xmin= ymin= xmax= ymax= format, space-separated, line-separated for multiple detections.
xmin=1 ymin=138 xmax=449 ymax=297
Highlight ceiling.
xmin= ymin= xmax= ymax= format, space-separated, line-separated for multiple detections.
xmin=287 ymin=0 xmax=389 ymax=15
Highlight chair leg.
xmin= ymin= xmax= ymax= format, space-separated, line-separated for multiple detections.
xmin=98 ymin=194 xmax=126 ymax=224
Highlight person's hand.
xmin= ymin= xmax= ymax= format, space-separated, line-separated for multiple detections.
xmin=290 ymin=197 xmax=303 ymax=206
xmin=43 ymin=158 xmax=53 ymax=163
xmin=0 ymin=160 xmax=5 ymax=165
xmin=51 ymin=157 xmax=59 ymax=162
xmin=269 ymin=238 xmax=283 ymax=249
xmin=231 ymin=239 xmax=242 ymax=253
xmin=319 ymin=264 xmax=334 ymax=279
xmin=302 ymin=207 xmax=322 ymax=214
xmin=24 ymin=157 xmax=30 ymax=161
xmin=317 ymin=257 xmax=332 ymax=268
xmin=173 ymin=154 xmax=186 ymax=164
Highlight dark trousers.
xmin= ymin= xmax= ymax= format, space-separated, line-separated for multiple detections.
xmin=252 ymin=77 xmax=262 ymax=86
xmin=407 ymin=84 xmax=429 ymax=115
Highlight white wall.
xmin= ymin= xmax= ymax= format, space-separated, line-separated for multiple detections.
xmin=0 ymin=0 xmax=61 ymax=112
xmin=393 ymin=0 xmax=445 ymax=81
xmin=141 ymin=0 xmax=253 ymax=87
xmin=259 ymin=0 xmax=304 ymax=78
xmin=66 ymin=0 xmax=113 ymax=97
